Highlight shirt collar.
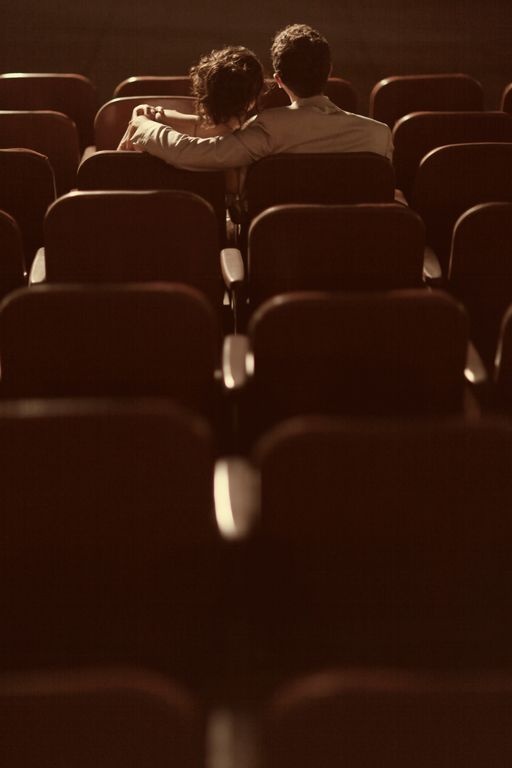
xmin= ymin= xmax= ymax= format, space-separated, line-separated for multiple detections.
xmin=290 ymin=94 xmax=339 ymax=111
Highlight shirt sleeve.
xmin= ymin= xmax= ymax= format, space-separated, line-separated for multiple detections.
xmin=129 ymin=115 xmax=273 ymax=170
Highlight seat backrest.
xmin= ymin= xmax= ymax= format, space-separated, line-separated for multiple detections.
xmin=494 ymin=305 xmax=512 ymax=402
xmin=94 ymin=96 xmax=196 ymax=149
xmin=0 ymin=73 xmax=97 ymax=150
xmin=114 ymin=75 xmax=192 ymax=98
xmin=245 ymin=152 xmax=395 ymax=222
xmin=0 ymin=668 xmax=204 ymax=768
xmin=0 ymin=284 xmax=218 ymax=413
xmin=0 ymin=148 xmax=56 ymax=267
xmin=0 ymin=210 xmax=25 ymax=297
xmin=252 ymin=416 xmax=512 ymax=670
xmin=412 ymin=142 xmax=512 ymax=274
xmin=77 ymin=151 xmax=227 ymax=245
xmin=261 ymin=77 xmax=357 ymax=111
xmin=43 ymin=190 xmax=223 ymax=308
xmin=265 ymin=668 xmax=512 ymax=768
xmin=0 ymin=398 xmax=221 ymax=682
xmin=448 ymin=203 xmax=512 ymax=367
xmin=369 ymin=73 xmax=484 ymax=127
xmin=0 ymin=111 xmax=79 ymax=195
xmin=248 ymin=290 xmax=468 ymax=432
xmin=500 ymin=82 xmax=512 ymax=113
xmin=248 ymin=203 xmax=424 ymax=307
xmin=393 ymin=111 xmax=512 ymax=199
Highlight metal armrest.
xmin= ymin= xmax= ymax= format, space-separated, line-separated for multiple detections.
xmin=423 ymin=246 xmax=442 ymax=282
xmin=29 ymin=247 xmax=46 ymax=285
xmin=221 ymin=248 xmax=244 ymax=290
xmin=214 ymin=456 xmax=260 ymax=540
xmin=80 ymin=145 xmax=96 ymax=164
xmin=394 ymin=188 xmax=409 ymax=206
xmin=222 ymin=334 xmax=252 ymax=391
xmin=465 ymin=342 xmax=489 ymax=386
xmin=221 ymin=248 xmax=246 ymax=333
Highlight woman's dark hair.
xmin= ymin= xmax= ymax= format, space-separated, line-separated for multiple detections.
xmin=190 ymin=46 xmax=264 ymax=126
xmin=271 ymin=24 xmax=331 ymax=98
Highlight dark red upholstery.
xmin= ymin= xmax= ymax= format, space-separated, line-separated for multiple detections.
xmin=0 ymin=149 xmax=55 ymax=267
xmin=77 ymin=151 xmax=227 ymax=245
xmin=393 ymin=111 xmax=512 ymax=199
xmin=113 ymin=75 xmax=192 ymax=98
xmin=0 ymin=210 xmax=26 ymax=296
xmin=0 ymin=111 xmax=79 ymax=195
xmin=448 ymin=203 xmax=512 ymax=367
xmin=412 ymin=142 xmax=512 ymax=274
xmin=0 ymin=398 xmax=222 ymax=689
xmin=94 ymin=96 xmax=195 ymax=149
xmin=265 ymin=668 xmax=512 ymax=768
xmin=0 ymin=668 xmax=204 ymax=768
xmin=0 ymin=284 xmax=218 ymax=415
xmin=43 ymin=190 xmax=223 ymax=308
xmin=370 ymin=73 xmax=483 ymax=127
xmin=247 ymin=203 xmax=425 ymax=309
xmin=0 ymin=73 xmax=97 ymax=150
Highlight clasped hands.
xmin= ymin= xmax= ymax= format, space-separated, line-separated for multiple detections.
xmin=117 ymin=104 xmax=166 ymax=151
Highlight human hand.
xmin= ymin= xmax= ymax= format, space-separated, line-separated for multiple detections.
xmin=132 ymin=103 xmax=166 ymax=122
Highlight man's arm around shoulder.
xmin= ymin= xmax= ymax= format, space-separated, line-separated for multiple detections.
xmin=126 ymin=114 xmax=273 ymax=171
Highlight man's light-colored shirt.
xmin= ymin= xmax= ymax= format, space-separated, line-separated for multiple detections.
xmin=129 ymin=94 xmax=393 ymax=170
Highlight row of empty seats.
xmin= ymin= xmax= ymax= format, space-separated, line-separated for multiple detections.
xmin=2 ymin=178 xmax=512 ymax=376
xmin=1 ymin=401 xmax=512 ymax=687
xmin=1 ymin=140 xmax=512 ymax=278
xmin=3 ymin=70 xmax=512 ymax=126
xmin=3 ymin=665 xmax=512 ymax=767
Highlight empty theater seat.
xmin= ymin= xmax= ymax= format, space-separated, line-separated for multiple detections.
xmin=493 ymin=306 xmax=512 ymax=405
xmin=0 ymin=72 xmax=97 ymax=151
xmin=264 ymin=668 xmax=512 ymax=768
xmin=392 ymin=110 xmax=512 ymax=200
xmin=113 ymin=75 xmax=193 ymax=98
xmin=0 ymin=111 xmax=79 ymax=195
xmin=223 ymin=203 xmax=425 ymax=330
xmin=242 ymin=416 xmax=512 ymax=681
xmin=238 ymin=152 xmax=395 ymax=252
xmin=0 ymin=210 xmax=25 ymax=298
xmin=225 ymin=290 xmax=469 ymax=441
xmin=0 ymin=284 xmax=219 ymax=418
xmin=500 ymin=82 xmax=512 ymax=113
xmin=0 ymin=148 xmax=56 ymax=268
xmin=411 ymin=142 xmax=512 ymax=275
xmin=369 ymin=73 xmax=484 ymax=127
xmin=448 ymin=203 xmax=512 ymax=368
xmin=31 ymin=190 xmax=224 ymax=311
xmin=77 ymin=151 xmax=227 ymax=245
xmin=0 ymin=667 xmax=204 ymax=768
xmin=0 ymin=398 xmax=225 ymax=690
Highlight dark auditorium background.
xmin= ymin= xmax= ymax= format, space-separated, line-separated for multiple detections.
xmin=2 ymin=0 xmax=511 ymax=109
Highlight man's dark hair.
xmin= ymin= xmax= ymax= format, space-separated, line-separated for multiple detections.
xmin=271 ymin=24 xmax=331 ymax=98
xmin=190 ymin=46 xmax=264 ymax=126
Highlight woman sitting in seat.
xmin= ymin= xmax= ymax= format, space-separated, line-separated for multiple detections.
xmin=118 ymin=46 xmax=264 ymax=201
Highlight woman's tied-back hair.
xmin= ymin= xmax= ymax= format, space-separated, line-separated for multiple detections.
xmin=271 ymin=24 xmax=331 ymax=98
xmin=190 ymin=46 xmax=264 ymax=126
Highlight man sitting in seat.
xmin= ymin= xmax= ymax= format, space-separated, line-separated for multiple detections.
xmin=119 ymin=23 xmax=393 ymax=167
